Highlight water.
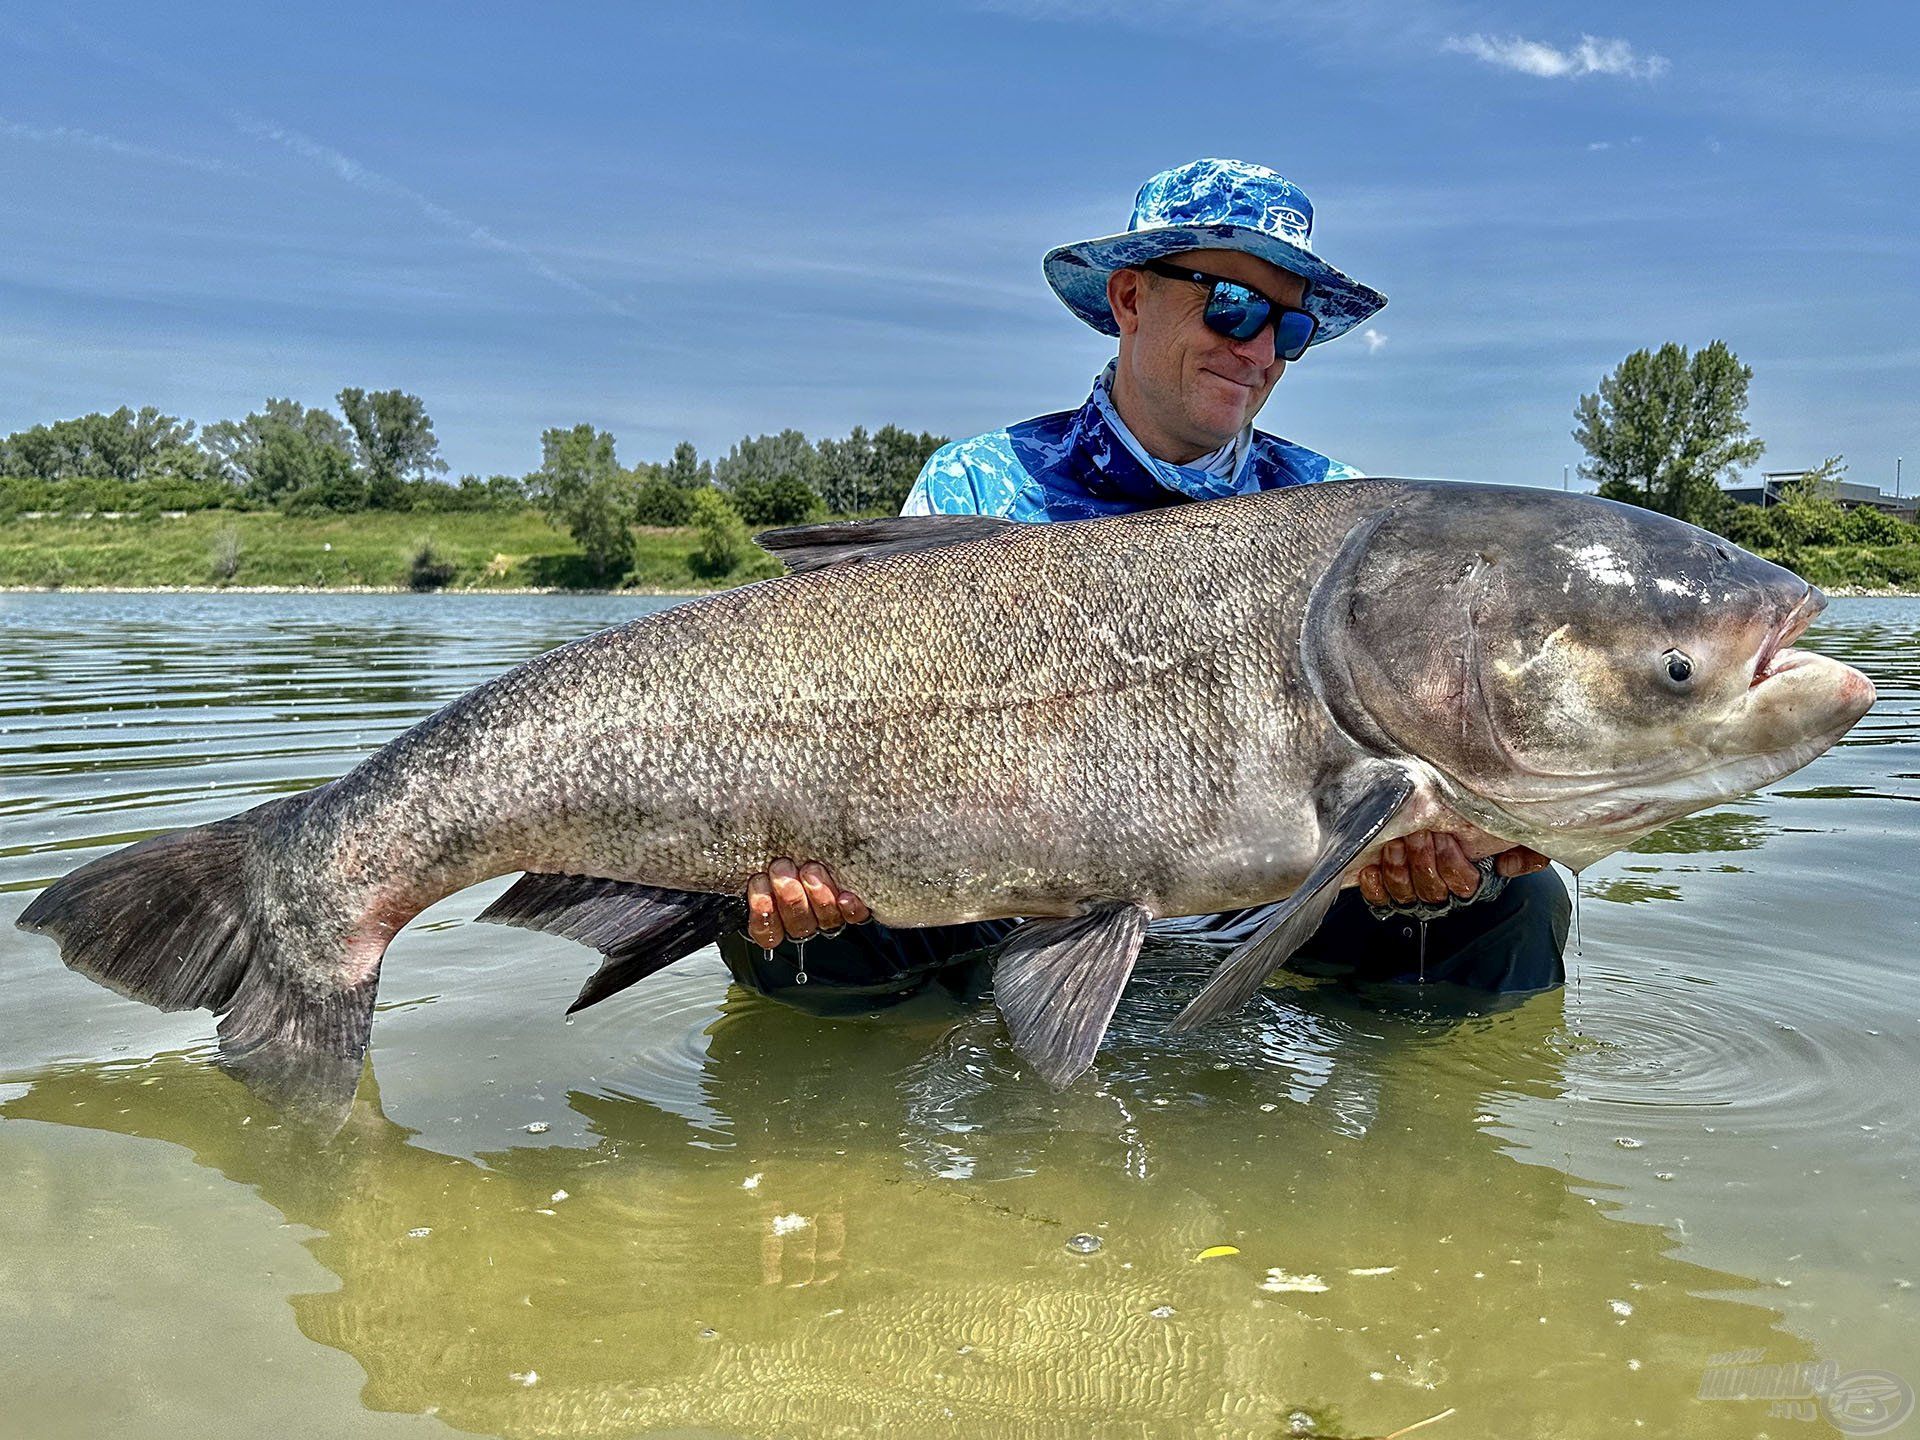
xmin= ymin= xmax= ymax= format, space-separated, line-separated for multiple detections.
xmin=2 ymin=592 xmax=1916 ymax=1439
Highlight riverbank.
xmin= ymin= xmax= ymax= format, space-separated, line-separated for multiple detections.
xmin=3 ymin=507 xmax=1916 ymax=596
xmin=0 ymin=508 xmax=741 ymax=593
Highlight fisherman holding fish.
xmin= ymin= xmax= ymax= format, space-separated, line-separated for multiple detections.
xmin=728 ymin=158 xmax=1569 ymax=1003
xmin=25 ymin=157 xmax=1872 ymax=1114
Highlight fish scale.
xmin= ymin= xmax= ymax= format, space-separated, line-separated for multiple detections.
xmin=16 ymin=480 xmax=1873 ymax=1120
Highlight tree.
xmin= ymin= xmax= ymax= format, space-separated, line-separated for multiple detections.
xmin=1771 ymin=456 xmax=1850 ymax=546
xmin=338 ymin=388 xmax=448 ymax=506
xmin=869 ymin=424 xmax=946 ymax=513
xmin=687 ymin=487 xmax=753 ymax=578
xmin=663 ymin=440 xmax=711 ymax=489
xmin=1 ymin=407 xmax=199 ymax=482
xmin=528 ymin=424 xmax=636 ymax=576
xmin=201 ymin=399 xmax=361 ymax=507
xmin=1572 ymin=341 xmax=1764 ymax=527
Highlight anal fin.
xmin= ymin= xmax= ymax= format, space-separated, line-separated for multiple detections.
xmin=991 ymin=900 xmax=1149 ymax=1089
xmin=477 ymin=874 xmax=743 ymax=1013
xmin=1171 ymin=765 xmax=1415 ymax=1031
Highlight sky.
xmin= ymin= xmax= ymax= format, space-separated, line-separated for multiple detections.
xmin=1 ymin=1 xmax=1914 ymax=493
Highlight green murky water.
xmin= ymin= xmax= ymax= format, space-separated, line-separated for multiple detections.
xmin=2 ymin=592 xmax=1916 ymax=1439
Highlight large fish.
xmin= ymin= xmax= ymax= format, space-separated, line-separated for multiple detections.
xmin=16 ymin=481 xmax=1875 ymax=1117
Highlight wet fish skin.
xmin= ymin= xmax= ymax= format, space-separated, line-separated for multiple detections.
xmin=16 ymin=480 xmax=1875 ymax=1115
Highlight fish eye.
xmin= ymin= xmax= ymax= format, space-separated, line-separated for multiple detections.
xmin=1662 ymin=649 xmax=1695 ymax=685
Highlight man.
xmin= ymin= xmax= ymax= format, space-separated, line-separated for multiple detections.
xmin=722 ymin=158 xmax=1568 ymax=1005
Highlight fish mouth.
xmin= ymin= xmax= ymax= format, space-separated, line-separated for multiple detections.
xmin=1751 ymin=584 xmax=1826 ymax=688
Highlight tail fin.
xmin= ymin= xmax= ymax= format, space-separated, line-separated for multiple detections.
xmin=17 ymin=799 xmax=379 ymax=1128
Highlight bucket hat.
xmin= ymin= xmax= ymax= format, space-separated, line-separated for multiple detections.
xmin=1043 ymin=158 xmax=1387 ymax=346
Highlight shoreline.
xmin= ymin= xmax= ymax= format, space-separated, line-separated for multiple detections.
xmin=0 ymin=582 xmax=719 ymax=597
xmin=5 ymin=583 xmax=1917 ymax=599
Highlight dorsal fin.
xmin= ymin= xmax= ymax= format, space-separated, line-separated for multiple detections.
xmin=756 ymin=515 xmax=1022 ymax=574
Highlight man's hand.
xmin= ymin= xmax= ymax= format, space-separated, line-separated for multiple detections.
xmin=1356 ymin=831 xmax=1550 ymax=909
xmin=745 ymin=859 xmax=872 ymax=949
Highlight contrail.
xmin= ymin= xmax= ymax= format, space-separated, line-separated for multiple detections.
xmin=231 ymin=114 xmax=635 ymax=319
xmin=0 ymin=116 xmax=244 ymax=177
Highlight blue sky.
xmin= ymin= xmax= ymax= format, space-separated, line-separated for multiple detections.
xmin=2 ymin=1 xmax=1914 ymax=493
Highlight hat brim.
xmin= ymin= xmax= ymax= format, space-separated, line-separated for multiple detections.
xmin=1043 ymin=224 xmax=1386 ymax=345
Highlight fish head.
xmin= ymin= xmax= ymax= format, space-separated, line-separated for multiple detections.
xmin=1319 ymin=485 xmax=1875 ymax=869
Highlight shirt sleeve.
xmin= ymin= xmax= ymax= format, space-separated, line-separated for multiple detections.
xmin=901 ymin=442 xmax=985 ymax=516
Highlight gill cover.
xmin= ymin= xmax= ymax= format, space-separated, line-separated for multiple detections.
xmin=1308 ymin=485 xmax=1814 ymax=827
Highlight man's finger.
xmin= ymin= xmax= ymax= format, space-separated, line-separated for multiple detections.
xmin=746 ymin=874 xmax=782 ymax=949
xmin=1433 ymin=832 xmax=1480 ymax=898
xmin=767 ymin=858 xmax=817 ymax=942
xmin=1404 ymin=830 xmax=1448 ymax=905
xmin=837 ymin=890 xmax=872 ymax=926
xmin=1381 ymin=839 xmax=1414 ymax=905
xmin=797 ymin=862 xmax=844 ymax=933
xmin=1357 ymin=865 xmax=1388 ymax=907
xmin=1496 ymin=846 xmax=1552 ymax=878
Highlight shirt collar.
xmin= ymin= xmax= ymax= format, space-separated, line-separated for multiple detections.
xmin=1081 ymin=360 xmax=1254 ymax=503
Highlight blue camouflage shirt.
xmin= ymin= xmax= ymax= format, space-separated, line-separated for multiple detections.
xmin=902 ymin=370 xmax=1361 ymax=521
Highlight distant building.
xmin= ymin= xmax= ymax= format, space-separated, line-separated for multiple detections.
xmin=1724 ymin=471 xmax=1917 ymax=522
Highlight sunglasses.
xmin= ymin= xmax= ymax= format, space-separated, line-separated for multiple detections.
xmin=1139 ymin=260 xmax=1319 ymax=361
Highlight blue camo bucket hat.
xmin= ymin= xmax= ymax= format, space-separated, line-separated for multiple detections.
xmin=1043 ymin=158 xmax=1387 ymax=347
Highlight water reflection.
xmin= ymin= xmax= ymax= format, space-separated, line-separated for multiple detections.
xmin=3 ymin=591 xmax=1915 ymax=1438
xmin=2 ymin=973 xmax=1806 ymax=1438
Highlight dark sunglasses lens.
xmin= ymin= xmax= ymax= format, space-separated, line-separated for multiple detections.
xmin=1274 ymin=309 xmax=1317 ymax=360
xmin=1204 ymin=282 xmax=1270 ymax=341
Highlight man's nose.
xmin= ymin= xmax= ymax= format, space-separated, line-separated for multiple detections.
xmin=1226 ymin=323 xmax=1276 ymax=370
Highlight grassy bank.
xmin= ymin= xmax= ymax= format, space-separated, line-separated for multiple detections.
xmin=0 ymin=508 xmax=750 ymax=592
xmin=2 ymin=507 xmax=1916 ymax=595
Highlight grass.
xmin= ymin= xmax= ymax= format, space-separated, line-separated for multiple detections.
xmin=4 ymin=507 xmax=1915 ymax=595
xmin=0 ymin=508 xmax=741 ymax=592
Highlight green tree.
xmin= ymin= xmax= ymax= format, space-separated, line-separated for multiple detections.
xmin=1 ymin=407 xmax=199 ymax=482
xmin=528 ymin=424 xmax=636 ymax=577
xmin=663 ymin=440 xmax=712 ymax=489
xmin=1572 ymin=341 xmax=1764 ymax=527
xmin=869 ymin=424 xmax=946 ymax=513
xmin=687 ymin=487 xmax=754 ymax=578
xmin=1771 ymin=456 xmax=1850 ymax=546
xmin=201 ymin=399 xmax=361 ymax=507
xmin=815 ymin=425 xmax=879 ymax=514
xmin=338 ymin=388 xmax=448 ymax=507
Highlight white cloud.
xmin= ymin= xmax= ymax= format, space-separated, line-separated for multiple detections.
xmin=1443 ymin=33 xmax=1668 ymax=80
xmin=1362 ymin=327 xmax=1388 ymax=354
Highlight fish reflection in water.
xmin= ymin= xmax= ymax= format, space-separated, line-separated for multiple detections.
xmin=1 ymin=961 xmax=1807 ymax=1440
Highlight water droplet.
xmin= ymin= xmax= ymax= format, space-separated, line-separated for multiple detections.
xmin=1065 ymin=1233 xmax=1103 ymax=1255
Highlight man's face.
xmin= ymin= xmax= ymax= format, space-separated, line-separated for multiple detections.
xmin=1107 ymin=248 xmax=1308 ymax=458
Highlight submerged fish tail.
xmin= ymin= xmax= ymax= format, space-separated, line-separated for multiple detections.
xmin=15 ymin=790 xmax=402 ymax=1128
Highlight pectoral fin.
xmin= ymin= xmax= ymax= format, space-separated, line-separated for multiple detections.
xmin=1171 ymin=766 xmax=1415 ymax=1032
xmin=991 ymin=900 xmax=1150 ymax=1089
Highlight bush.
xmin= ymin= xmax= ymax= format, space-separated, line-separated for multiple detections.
xmin=0 ymin=476 xmax=55 ymax=519
xmin=727 ymin=473 xmax=823 ymax=526
xmin=209 ymin=525 xmax=243 ymax=582
xmin=633 ymin=477 xmax=696 ymax=527
xmin=1717 ymin=504 xmax=1780 ymax=551
xmin=1841 ymin=505 xmax=1909 ymax=546
xmin=407 ymin=540 xmax=457 ymax=591
xmin=688 ymin=488 xmax=753 ymax=579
